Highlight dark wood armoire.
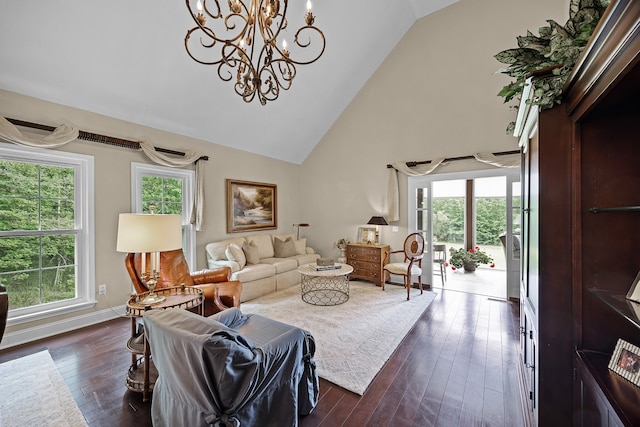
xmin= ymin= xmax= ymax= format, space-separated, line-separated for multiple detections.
xmin=515 ymin=1 xmax=640 ymax=425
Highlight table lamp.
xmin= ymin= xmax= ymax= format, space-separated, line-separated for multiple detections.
xmin=367 ymin=216 xmax=388 ymax=244
xmin=116 ymin=213 xmax=182 ymax=305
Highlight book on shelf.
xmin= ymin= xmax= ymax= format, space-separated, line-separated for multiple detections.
xmin=312 ymin=264 xmax=342 ymax=271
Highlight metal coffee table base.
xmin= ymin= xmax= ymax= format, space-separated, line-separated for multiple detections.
xmin=300 ymin=275 xmax=349 ymax=306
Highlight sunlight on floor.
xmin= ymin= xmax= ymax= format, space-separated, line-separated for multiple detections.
xmin=431 ymin=266 xmax=507 ymax=300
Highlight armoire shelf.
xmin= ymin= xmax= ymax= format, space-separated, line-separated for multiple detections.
xmin=575 ymin=349 xmax=640 ymax=426
xmin=589 ymin=288 xmax=640 ymax=330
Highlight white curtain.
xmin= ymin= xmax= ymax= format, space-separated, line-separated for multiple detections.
xmin=1 ymin=117 xmax=207 ymax=230
xmin=386 ymin=152 xmax=520 ymax=222
xmin=190 ymin=159 xmax=205 ymax=231
xmin=0 ymin=116 xmax=78 ymax=148
xmin=473 ymin=152 xmax=520 ymax=168
xmin=387 ymin=158 xmax=446 ymax=222
xmin=139 ymin=139 xmax=206 ymax=231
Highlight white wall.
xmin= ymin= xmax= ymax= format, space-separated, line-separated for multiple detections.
xmin=300 ymin=0 xmax=567 ymax=260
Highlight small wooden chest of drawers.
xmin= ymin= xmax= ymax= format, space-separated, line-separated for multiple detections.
xmin=346 ymin=243 xmax=390 ymax=287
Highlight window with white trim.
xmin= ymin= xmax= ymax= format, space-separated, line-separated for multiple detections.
xmin=131 ymin=163 xmax=195 ymax=269
xmin=0 ymin=143 xmax=95 ymax=325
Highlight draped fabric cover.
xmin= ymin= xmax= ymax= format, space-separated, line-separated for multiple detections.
xmin=386 ymin=153 xmax=520 ymax=222
xmin=0 ymin=116 xmax=78 ymax=148
xmin=143 ymin=308 xmax=319 ymax=427
xmin=0 ymin=116 xmax=206 ymax=230
xmin=473 ymin=152 xmax=520 ymax=168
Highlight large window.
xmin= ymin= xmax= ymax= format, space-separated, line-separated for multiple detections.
xmin=0 ymin=144 xmax=95 ymax=324
xmin=131 ymin=163 xmax=195 ymax=268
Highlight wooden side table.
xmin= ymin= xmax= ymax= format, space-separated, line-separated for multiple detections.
xmin=346 ymin=243 xmax=390 ymax=287
xmin=125 ymin=286 xmax=204 ymax=401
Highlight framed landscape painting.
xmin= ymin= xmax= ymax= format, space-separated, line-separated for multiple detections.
xmin=226 ymin=179 xmax=277 ymax=233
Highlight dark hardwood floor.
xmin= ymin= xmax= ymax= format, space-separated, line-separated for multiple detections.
xmin=0 ymin=288 xmax=524 ymax=427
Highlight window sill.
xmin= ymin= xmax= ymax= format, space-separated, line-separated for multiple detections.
xmin=7 ymin=300 xmax=98 ymax=327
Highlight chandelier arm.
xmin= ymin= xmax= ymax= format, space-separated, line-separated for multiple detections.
xmin=185 ymin=28 xmax=226 ymax=66
xmin=224 ymin=10 xmax=251 ymax=39
xmin=187 ymin=0 xmax=251 ymax=45
xmin=254 ymin=1 xmax=289 ymax=67
xmin=273 ymin=58 xmax=296 ymax=87
xmin=201 ymin=0 xmax=222 ymax=19
xmin=217 ymin=54 xmax=238 ymax=82
xmin=257 ymin=0 xmax=288 ymax=43
xmin=288 ymin=26 xmax=326 ymax=65
xmin=234 ymin=76 xmax=259 ymax=103
xmin=256 ymin=67 xmax=280 ymax=104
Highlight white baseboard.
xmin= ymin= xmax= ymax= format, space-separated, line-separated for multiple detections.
xmin=0 ymin=305 xmax=127 ymax=350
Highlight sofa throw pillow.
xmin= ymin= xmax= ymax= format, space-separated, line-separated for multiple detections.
xmin=225 ymin=243 xmax=246 ymax=270
xmin=274 ymin=237 xmax=297 ymax=258
xmin=293 ymin=238 xmax=307 ymax=255
xmin=242 ymin=241 xmax=260 ymax=265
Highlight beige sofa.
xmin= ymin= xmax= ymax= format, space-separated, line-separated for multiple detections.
xmin=205 ymin=233 xmax=320 ymax=302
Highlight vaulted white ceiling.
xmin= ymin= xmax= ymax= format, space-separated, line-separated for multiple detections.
xmin=0 ymin=0 xmax=458 ymax=164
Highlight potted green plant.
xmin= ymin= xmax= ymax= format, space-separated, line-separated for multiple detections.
xmin=449 ymin=246 xmax=495 ymax=272
xmin=494 ymin=0 xmax=609 ymax=134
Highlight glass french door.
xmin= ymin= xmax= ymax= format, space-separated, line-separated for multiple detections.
xmin=408 ymin=169 xmax=520 ymax=298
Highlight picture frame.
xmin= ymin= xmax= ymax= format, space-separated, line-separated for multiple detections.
xmin=226 ymin=179 xmax=277 ymax=233
xmin=608 ymin=338 xmax=640 ymax=387
xmin=357 ymin=227 xmax=377 ymax=244
xmin=626 ymin=270 xmax=640 ymax=303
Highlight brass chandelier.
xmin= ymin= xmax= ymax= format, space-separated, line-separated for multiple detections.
xmin=185 ymin=0 xmax=326 ymax=105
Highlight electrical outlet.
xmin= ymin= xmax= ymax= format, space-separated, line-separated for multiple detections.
xmin=392 ymin=226 xmax=399 ymax=232
xmin=98 ymin=284 xmax=107 ymax=295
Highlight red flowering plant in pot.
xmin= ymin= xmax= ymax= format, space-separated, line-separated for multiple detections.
xmin=448 ymin=246 xmax=495 ymax=272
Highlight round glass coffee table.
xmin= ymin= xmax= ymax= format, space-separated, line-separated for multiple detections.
xmin=297 ymin=263 xmax=353 ymax=306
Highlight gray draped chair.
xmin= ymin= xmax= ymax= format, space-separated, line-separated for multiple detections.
xmin=143 ymin=307 xmax=319 ymax=427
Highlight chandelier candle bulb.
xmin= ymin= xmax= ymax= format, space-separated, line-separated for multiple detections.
xmin=195 ymin=0 xmax=206 ymax=25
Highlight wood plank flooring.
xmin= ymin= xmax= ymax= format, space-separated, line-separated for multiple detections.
xmin=0 ymin=288 xmax=524 ymax=427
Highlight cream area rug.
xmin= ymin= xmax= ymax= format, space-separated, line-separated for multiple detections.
xmin=0 ymin=350 xmax=88 ymax=427
xmin=242 ymin=281 xmax=436 ymax=395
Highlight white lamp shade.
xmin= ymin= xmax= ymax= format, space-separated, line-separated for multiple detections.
xmin=116 ymin=213 xmax=183 ymax=253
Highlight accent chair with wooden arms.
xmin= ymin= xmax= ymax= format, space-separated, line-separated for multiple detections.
xmin=383 ymin=233 xmax=425 ymax=300
xmin=125 ymin=249 xmax=242 ymax=316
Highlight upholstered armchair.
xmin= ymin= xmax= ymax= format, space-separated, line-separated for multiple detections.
xmin=125 ymin=249 xmax=242 ymax=316
xmin=143 ymin=307 xmax=319 ymax=427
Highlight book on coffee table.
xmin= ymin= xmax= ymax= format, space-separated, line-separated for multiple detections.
xmin=312 ymin=264 xmax=342 ymax=271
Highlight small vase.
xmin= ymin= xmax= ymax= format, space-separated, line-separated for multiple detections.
xmin=463 ymin=261 xmax=477 ymax=272
xmin=337 ymin=249 xmax=347 ymax=264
